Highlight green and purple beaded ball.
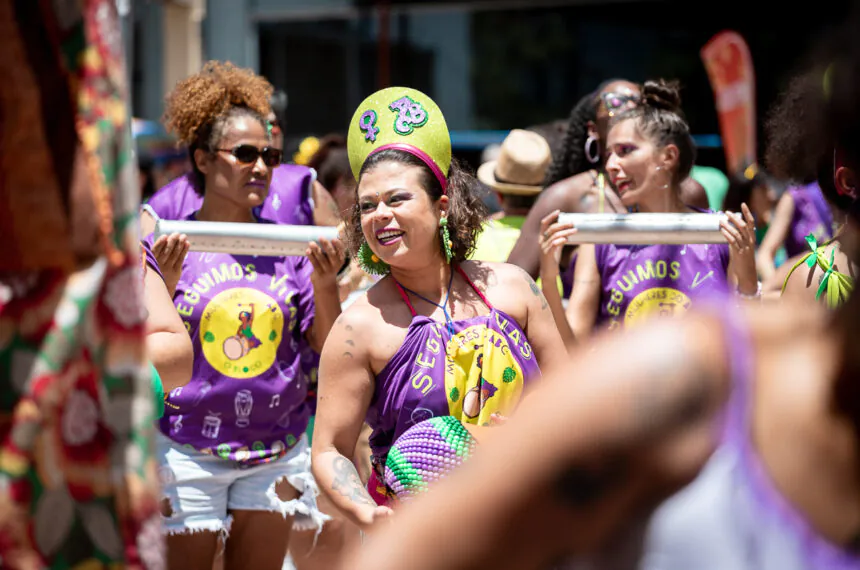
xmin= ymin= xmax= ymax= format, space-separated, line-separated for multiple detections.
xmin=384 ymin=416 xmax=477 ymax=499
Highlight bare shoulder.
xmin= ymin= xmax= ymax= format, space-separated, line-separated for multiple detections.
xmin=332 ymin=277 xmax=416 ymax=372
xmin=533 ymin=312 xmax=732 ymax=457
xmin=459 ymin=261 xmax=541 ymax=324
xmin=460 ymin=260 xmax=534 ymax=291
xmin=323 ymin=302 xmax=375 ymax=354
xmin=531 ymin=172 xmax=595 ymax=212
xmin=747 ymin=301 xmax=835 ymax=435
xmin=334 ymin=280 xmax=402 ymax=333
xmin=781 ymin=260 xmax=820 ymax=300
xmin=547 ymin=172 xmax=595 ymax=200
xmin=748 ymin=295 xmax=828 ymax=343
xmin=781 ymin=242 xmax=849 ymax=301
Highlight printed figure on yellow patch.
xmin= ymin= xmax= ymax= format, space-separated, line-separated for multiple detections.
xmin=444 ymin=326 xmax=524 ymax=426
xmin=624 ymin=287 xmax=693 ymax=326
xmin=200 ymin=289 xmax=284 ymax=379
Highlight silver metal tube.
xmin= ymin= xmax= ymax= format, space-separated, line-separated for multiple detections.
xmin=154 ymin=219 xmax=340 ymax=257
xmin=557 ymin=212 xmax=728 ymax=245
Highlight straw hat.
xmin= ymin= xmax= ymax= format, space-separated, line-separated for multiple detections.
xmin=477 ymin=129 xmax=551 ymax=196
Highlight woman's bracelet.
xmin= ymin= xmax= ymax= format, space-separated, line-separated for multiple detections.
xmin=737 ymin=281 xmax=763 ymax=300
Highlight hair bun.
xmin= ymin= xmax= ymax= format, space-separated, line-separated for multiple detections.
xmin=642 ymin=79 xmax=683 ymax=113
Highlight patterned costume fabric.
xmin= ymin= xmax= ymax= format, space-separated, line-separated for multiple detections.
xmin=0 ymin=2 xmax=161 ymax=569
xmin=366 ymin=267 xmax=541 ymax=501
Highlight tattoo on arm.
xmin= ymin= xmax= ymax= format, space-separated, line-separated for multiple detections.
xmin=526 ymin=274 xmax=549 ymax=310
xmin=343 ymin=335 xmax=356 ymax=358
xmin=331 ymin=456 xmax=376 ymax=507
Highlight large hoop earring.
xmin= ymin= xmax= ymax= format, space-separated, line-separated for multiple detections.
xmin=585 ymin=135 xmax=600 ymax=164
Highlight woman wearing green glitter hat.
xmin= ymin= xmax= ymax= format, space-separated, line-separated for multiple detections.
xmin=311 ymin=87 xmax=567 ymax=529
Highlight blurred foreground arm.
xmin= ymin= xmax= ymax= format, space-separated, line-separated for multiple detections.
xmin=144 ymin=263 xmax=192 ymax=393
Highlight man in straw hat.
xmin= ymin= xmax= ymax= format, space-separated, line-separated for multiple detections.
xmin=471 ymin=129 xmax=553 ymax=262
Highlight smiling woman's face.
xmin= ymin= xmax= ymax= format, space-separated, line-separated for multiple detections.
xmin=357 ymin=160 xmax=448 ymax=270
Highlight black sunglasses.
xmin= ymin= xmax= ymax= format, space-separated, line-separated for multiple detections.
xmin=215 ymin=145 xmax=282 ymax=167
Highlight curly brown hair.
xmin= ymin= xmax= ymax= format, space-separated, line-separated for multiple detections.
xmin=763 ymin=70 xmax=828 ymax=186
xmin=162 ymin=61 xmax=274 ymax=192
xmin=763 ymin=50 xmax=860 ymax=214
xmin=343 ymin=150 xmax=488 ymax=262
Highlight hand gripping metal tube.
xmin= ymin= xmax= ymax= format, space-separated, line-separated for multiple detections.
xmin=557 ymin=212 xmax=729 ymax=245
xmin=154 ymin=219 xmax=341 ymax=257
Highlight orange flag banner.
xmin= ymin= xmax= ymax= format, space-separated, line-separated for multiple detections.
xmin=701 ymin=31 xmax=757 ymax=176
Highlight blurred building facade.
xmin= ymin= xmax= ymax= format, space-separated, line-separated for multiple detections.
xmin=129 ymin=0 xmax=853 ymax=170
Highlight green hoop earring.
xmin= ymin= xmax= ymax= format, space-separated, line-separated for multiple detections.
xmin=440 ymin=217 xmax=453 ymax=263
xmin=357 ymin=242 xmax=390 ymax=275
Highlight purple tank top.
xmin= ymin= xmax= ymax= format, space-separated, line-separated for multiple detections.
xmin=785 ymin=182 xmax=834 ymax=257
xmin=148 ymin=214 xmax=316 ymax=465
xmin=631 ymin=308 xmax=860 ymax=570
xmin=143 ymin=164 xmax=315 ymax=226
xmin=144 ymin=165 xmax=322 ymax=413
xmin=594 ymin=241 xmax=730 ymax=331
xmin=561 ymin=251 xmax=578 ymax=299
xmin=366 ymin=268 xmax=541 ymax=467
xmin=141 ymin=240 xmax=162 ymax=280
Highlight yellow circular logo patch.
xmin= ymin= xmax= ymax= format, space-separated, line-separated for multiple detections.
xmin=625 ymin=287 xmax=692 ymax=326
xmin=444 ymin=325 xmax=523 ymax=426
xmin=199 ymin=288 xmax=284 ymax=379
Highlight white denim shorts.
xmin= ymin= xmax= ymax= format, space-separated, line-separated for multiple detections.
xmin=156 ymin=431 xmax=329 ymax=536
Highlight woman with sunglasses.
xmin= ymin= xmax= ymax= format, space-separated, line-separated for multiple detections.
xmin=142 ymin=94 xmax=342 ymax=297
xmin=145 ymin=61 xmax=345 ymax=570
xmin=310 ymin=87 xmax=566 ymax=529
xmin=539 ymin=79 xmax=758 ymax=346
